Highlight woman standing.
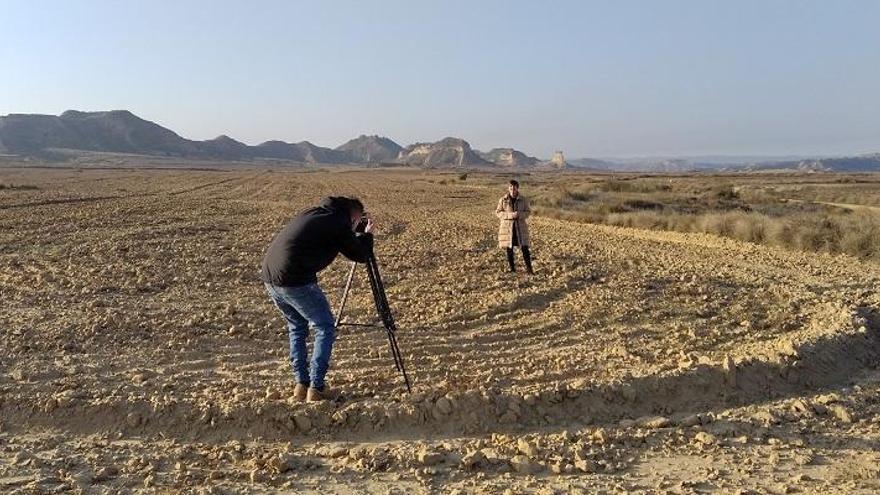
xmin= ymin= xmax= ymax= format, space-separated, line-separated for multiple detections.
xmin=495 ymin=180 xmax=534 ymax=274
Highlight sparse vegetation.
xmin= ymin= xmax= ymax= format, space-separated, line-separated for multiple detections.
xmin=0 ymin=183 xmax=39 ymax=190
xmin=533 ymin=174 xmax=880 ymax=261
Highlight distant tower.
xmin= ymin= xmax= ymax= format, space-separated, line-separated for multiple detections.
xmin=551 ymin=150 xmax=566 ymax=168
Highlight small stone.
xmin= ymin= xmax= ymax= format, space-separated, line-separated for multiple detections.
xmin=294 ymin=413 xmax=312 ymax=432
xmin=326 ymin=446 xmax=348 ymax=458
xmin=637 ymin=415 xmax=670 ymax=429
xmin=679 ymin=414 xmax=700 ymax=427
xmin=815 ymin=393 xmax=841 ymax=405
xmin=574 ymin=459 xmax=596 ymax=473
xmin=694 ymin=432 xmax=716 ymax=446
xmin=752 ymin=410 xmax=778 ymax=425
xmin=828 ymin=404 xmax=854 ymax=423
xmin=772 ymin=482 xmax=794 ymax=494
xmin=509 ymin=455 xmax=541 ymax=474
xmin=460 ymin=450 xmax=486 ymax=470
xmin=266 ymin=453 xmax=297 ymax=473
xmin=516 ymin=438 xmax=540 ymax=458
xmin=791 ymin=400 xmax=811 ymax=414
xmin=417 ymin=449 xmax=445 ymax=466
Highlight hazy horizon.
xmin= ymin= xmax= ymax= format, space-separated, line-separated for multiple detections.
xmin=3 ymin=1 xmax=879 ymax=158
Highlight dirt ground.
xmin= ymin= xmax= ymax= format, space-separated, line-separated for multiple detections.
xmin=1 ymin=166 xmax=879 ymax=494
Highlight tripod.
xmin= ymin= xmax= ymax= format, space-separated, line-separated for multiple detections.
xmin=334 ymin=254 xmax=412 ymax=393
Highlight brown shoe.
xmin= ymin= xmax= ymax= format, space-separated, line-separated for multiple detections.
xmin=293 ymin=383 xmax=308 ymax=401
xmin=306 ymin=387 xmax=337 ymax=402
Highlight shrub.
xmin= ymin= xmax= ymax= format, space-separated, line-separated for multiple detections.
xmin=712 ymin=184 xmax=739 ymax=200
xmin=599 ymin=179 xmax=632 ymax=193
xmin=623 ymin=199 xmax=664 ymax=211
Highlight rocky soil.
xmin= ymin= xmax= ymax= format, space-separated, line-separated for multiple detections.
xmin=1 ymin=167 xmax=878 ymax=494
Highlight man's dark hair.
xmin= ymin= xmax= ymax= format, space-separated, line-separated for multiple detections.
xmin=347 ymin=197 xmax=365 ymax=213
xmin=509 ymin=180 xmax=519 ymax=187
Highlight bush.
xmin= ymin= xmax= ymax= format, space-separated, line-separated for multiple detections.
xmin=624 ymin=199 xmax=664 ymax=211
xmin=711 ymin=184 xmax=739 ymax=200
xmin=599 ymin=179 xmax=633 ymax=193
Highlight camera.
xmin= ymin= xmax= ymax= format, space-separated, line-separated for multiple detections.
xmin=355 ymin=214 xmax=369 ymax=233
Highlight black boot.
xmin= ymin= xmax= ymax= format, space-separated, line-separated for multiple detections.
xmin=505 ymin=248 xmax=516 ymax=272
xmin=522 ymin=246 xmax=534 ymax=274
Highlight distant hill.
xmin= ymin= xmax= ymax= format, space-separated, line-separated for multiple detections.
xmin=397 ymin=137 xmax=492 ymax=167
xmin=567 ymin=157 xmax=627 ymax=170
xmin=336 ymin=135 xmax=402 ymax=163
xmin=477 ymin=148 xmax=540 ymax=167
xmin=0 ymin=110 xmax=201 ymax=156
xmin=753 ymin=154 xmax=880 ymax=172
xmin=249 ymin=140 xmax=350 ymax=163
xmin=4 ymin=110 xmax=878 ymax=171
xmin=200 ymin=135 xmax=253 ymax=159
xmin=565 ymin=154 xmax=880 ymax=172
xmin=0 ymin=110 xmax=352 ymax=163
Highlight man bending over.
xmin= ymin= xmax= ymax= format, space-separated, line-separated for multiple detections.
xmin=261 ymin=197 xmax=374 ymax=402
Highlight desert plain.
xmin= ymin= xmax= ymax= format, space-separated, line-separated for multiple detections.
xmin=0 ymin=165 xmax=879 ymax=494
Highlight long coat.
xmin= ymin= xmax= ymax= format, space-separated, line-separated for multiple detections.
xmin=495 ymin=194 xmax=531 ymax=248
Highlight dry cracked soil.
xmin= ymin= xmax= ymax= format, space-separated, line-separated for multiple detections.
xmin=1 ymin=167 xmax=879 ymax=494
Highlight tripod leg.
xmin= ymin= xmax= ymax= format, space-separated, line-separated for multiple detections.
xmin=386 ymin=328 xmax=412 ymax=392
xmin=334 ymin=261 xmax=358 ymax=328
xmin=366 ymin=255 xmax=412 ymax=393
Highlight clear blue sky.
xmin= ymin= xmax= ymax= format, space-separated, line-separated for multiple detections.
xmin=2 ymin=0 xmax=879 ymax=158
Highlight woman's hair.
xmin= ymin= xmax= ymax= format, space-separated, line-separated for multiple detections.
xmin=509 ymin=180 xmax=519 ymax=187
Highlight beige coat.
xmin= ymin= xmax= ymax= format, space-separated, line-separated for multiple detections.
xmin=495 ymin=194 xmax=531 ymax=248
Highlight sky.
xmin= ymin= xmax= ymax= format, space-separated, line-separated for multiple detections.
xmin=2 ymin=0 xmax=879 ymax=158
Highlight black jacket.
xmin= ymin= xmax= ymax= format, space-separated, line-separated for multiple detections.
xmin=260 ymin=197 xmax=374 ymax=287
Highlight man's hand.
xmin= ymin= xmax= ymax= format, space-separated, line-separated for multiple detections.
xmin=364 ymin=216 xmax=375 ymax=234
xmin=509 ymin=212 xmax=519 ymax=220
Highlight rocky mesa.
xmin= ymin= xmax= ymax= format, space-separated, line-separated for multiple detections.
xmin=397 ymin=137 xmax=492 ymax=167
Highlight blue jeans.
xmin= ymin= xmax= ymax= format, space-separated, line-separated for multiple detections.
xmin=265 ymin=282 xmax=336 ymax=390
